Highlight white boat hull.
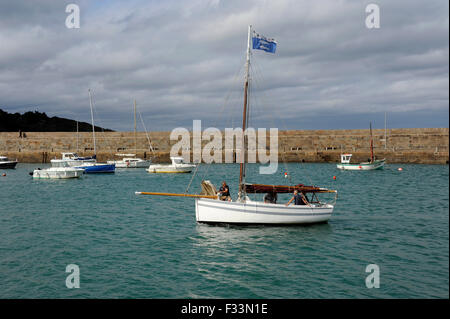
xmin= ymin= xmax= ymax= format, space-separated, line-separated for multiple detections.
xmin=337 ymin=159 xmax=385 ymax=171
xmin=33 ymin=167 xmax=84 ymax=179
xmin=147 ymin=164 xmax=195 ymax=173
xmin=110 ymin=160 xmax=151 ymax=168
xmin=195 ymin=198 xmax=334 ymax=225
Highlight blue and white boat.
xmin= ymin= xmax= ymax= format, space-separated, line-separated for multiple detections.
xmin=49 ymin=89 xmax=116 ymax=174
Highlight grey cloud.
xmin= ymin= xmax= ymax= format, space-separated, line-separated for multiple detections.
xmin=0 ymin=0 xmax=448 ymax=131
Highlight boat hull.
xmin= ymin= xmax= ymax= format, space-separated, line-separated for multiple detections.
xmin=147 ymin=165 xmax=194 ymax=173
xmin=110 ymin=160 xmax=151 ymax=168
xmin=77 ymin=163 xmax=116 ymax=173
xmin=337 ymin=159 xmax=385 ymax=171
xmin=0 ymin=161 xmax=18 ymax=169
xmin=33 ymin=168 xmax=84 ymax=179
xmin=195 ymin=198 xmax=333 ymax=225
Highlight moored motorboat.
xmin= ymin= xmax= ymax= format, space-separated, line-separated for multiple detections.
xmin=107 ymin=154 xmax=151 ymax=168
xmin=0 ymin=156 xmax=18 ymax=169
xmin=147 ymin=156 xmax=195 ymax=173
xmin=32 ymin=166 xmax=84 ymax=179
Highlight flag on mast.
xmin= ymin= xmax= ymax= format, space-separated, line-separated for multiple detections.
xmin=252 ymin=30 xmax=277 ymax=53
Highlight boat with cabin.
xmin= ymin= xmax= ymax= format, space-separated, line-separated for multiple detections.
xmin=0 ymin=156 xmax=18 ymax=169
xmin=146 ymin=156 xmax=195 ymax=173
xmin=32 ymin=163 xmax=84 ymax=179
xmin=337 ymin=123 xmax=386 ymax=170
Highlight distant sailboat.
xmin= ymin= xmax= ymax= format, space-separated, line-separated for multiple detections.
xmin=337 ymin=122 xmax=386 ymax=170
xmin=107 ymin=100 xmax=151 ymax=168
xmin=136 ymin=25 xmax=337 ymax=225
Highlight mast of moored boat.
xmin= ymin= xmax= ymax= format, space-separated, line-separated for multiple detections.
xmin=238 ymin=25 xmax=252 ymax=199
xmin=88 ymin=89 xmax=97 ymax=155
xmin=369 ymin=122 xmax=374 ymax=163
xmin=134 ymin=100 xmax=137 ymax=155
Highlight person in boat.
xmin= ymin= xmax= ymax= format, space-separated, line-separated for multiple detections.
xmin=217 ymin=181 xmax=231 ymax=201
xmin=264 ymin=192 xmax=277 ymax=204
xmin=285 ymin=190 xmax=310 ymax=206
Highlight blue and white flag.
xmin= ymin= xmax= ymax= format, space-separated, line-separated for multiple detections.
xmin=252 ymin=31 xmax=277 ymax=53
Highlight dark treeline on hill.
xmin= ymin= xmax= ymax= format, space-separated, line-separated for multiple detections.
xmin=0 ymin=109 xmax=114 ymax=132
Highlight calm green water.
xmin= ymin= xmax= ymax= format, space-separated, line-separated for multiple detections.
xmin=0 ymin=163 xmax=448 ymax=298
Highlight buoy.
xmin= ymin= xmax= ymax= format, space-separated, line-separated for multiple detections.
xmin=333 ymin=176 xmax=336 ymax=180
xmin=2 ymin=173 xmax=6 ymax=177
xmin=284 ymin=172 xmax=288 ymax=178
xmin=398 ymin=167 xmax=403 ymax=171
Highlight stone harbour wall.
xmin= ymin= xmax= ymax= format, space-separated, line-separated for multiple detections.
xmin=0 ymin=128 xmax=448 ymax=164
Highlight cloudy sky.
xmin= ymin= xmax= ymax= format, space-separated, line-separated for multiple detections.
xmin=0 ymin=0 xmax=448 ymax=131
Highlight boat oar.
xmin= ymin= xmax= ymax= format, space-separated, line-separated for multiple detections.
xmin=135 ymin=191 xmax=217 ymax=199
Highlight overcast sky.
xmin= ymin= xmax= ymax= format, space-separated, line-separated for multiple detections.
xmin=0 ymin=0 xmax=448 ymax=131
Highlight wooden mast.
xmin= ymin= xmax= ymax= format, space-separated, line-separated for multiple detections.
xmin=239 ymin=25 xmax=252 ymax=197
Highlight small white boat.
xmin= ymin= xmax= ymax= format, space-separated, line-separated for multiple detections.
xmin=337 ymin=123 xmax=386 ymax=171
xmin=337 ymin=154 xmax=385 ymax=170
xmin=147 ymin=156 xmax=195 ymax=173
xmin=0 ymin=156 xmax=18 ymax=169
xmin=32 ymin=166 xmax=84 ymax=179
xmin=107 ymin=154 xmax=151 ymax=168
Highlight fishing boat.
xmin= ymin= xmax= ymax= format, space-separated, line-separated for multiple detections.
xmin=32 ymin=164 xmax=84 ymax=179
xmin=107 ymin=101 xmax=152 ymax=168
xmin=0 ymin=156 xmax=18 ymax=169
xmin=146 ymin=156 xmax=195 ymax=173
xmin=337 ymin=123 xmax=386 ymax=170
xmin=136 ymin=25 xmax=337 ymax=225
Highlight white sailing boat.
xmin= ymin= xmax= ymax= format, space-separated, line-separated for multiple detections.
xmin=337 ymin=122 xmax=386 ymax=170
xmin=107 ymin=100 xmax=151 ymax=168
xmin=136 ymin=25 xmax=337 ymax=225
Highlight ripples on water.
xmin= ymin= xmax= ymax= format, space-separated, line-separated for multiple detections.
xmin=0 ymin=163 xmax=448 ymax=298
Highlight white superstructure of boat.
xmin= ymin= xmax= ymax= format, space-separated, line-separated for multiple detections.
xmin=50 ymin=152 xmax=96 ymax=167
